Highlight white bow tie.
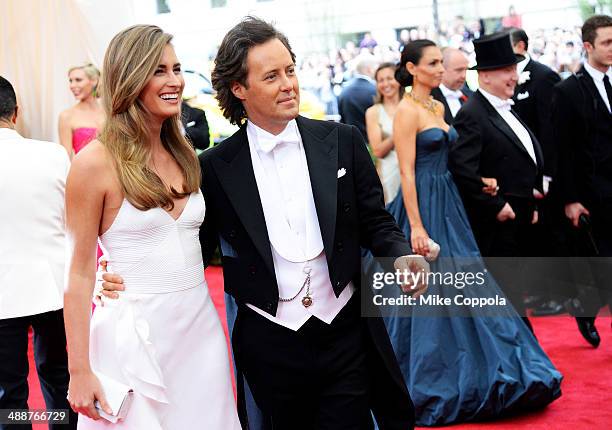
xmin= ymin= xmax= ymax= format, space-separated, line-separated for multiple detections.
xmin=257 ymin=124 xmax=301 ymax=153
xmin=445 ymin=90 xmax=464 ymax=100
xmin=493 ymin=98 xmax=515 ymax=112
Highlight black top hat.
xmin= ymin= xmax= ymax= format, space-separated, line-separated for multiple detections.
xmin=471 ymin=32 xmax=524 ymax=70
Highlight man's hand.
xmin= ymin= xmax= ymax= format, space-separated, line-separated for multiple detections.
xmin=394 ymin=255 xmax=430 ymax=299
xmin=481 ymin=177 xmax=499 ymax=196
xmin=94 ymin=259 xmax=124 ymax=303
xmin=565 ymin=202 xmax=590 ymax=228
xmin=531 ymin=210 xmax=539 ymax=225
xmin=496 ymin=202 xmax=516 ymax=222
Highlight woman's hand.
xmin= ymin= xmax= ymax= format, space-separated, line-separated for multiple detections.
xmin=410 ymin=226 xmax=430 ymax=256
xmin=481 ymin=177 xmax=499 ymax=196
xmin=68 ymin=371 xmax=112 ymax=420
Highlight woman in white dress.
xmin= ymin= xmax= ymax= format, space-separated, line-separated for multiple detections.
xmin=365 ymin=62 xmax=404 ymax=204
xmin=63 ymin=25 xmax=241 ymax=429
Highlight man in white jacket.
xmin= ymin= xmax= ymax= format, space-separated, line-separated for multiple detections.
xmin=0 ymin=76 xmax=76 ymax=428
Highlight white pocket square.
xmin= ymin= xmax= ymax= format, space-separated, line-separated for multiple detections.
xmin=517 ymin=91 xmax=530 ymax=100
xmin=337 ymin=168 xmax=346 ymax=178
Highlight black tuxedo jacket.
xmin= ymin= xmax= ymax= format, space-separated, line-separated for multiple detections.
xmin=431 ymin=84 xmax=473 ymax=125
xmin=338 ymin=77 xmax=376 ymax=142
xmin=181 ymin=101 xmax=210 ymax=150
xmin=512 ymin=60 xmax=561 ymax=177
xmin=198 ymin=115 xmax=414 ymax=429
xmin=449 ymin=90 xmax=544 ymax=221
xmin=552 ymin=65 xmax=612 ymax=207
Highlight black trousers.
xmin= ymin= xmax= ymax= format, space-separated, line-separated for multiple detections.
xmin=472 ymin=197 xmax=536 ymax=330
xmin=578 ymin=201 xmax=612 ymax=316
xmin=232 ymin=295 xmax=373 ymax=430
xmin=0 ymin=310 xmax=77 ymax=430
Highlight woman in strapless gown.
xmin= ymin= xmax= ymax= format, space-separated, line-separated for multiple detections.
xmin=63 ymin=26 xmax=240 ymax=429
xmin=58 ymin=63 xmax=104 ymax=157
xmin=373 ymin=40 xmax=562 ymax=426
xmin=365 ymin=62 xmax=403 ymax=205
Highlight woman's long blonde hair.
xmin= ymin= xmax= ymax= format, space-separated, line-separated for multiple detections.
xmin=98 ymin=24 xmax=200 ymax=211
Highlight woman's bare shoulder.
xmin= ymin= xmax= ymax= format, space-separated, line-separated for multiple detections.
xmin=396 ymin=99 xmax=419 ymax=123
xmin=58 ymin=106 xmax=76 ymax=124
xmin=70 ymin=140 xmax=112 ymax=177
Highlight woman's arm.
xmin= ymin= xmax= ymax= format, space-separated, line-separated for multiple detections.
xmin=393 ymin=103 xmax=430 ymax=256
xmin=58 ymin=111 xmax=74 ymax=159
xmin=64 ymin=142 xmax=111 ymax=419
xmin=365 ymin=105 xmax=394 ymax=158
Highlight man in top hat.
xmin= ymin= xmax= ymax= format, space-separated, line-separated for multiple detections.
xmin=448 ymin=32 xmax=544 ymax=331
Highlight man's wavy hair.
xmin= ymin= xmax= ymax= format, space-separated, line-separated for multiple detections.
xmin=212 ymin=16 xmax=295 ymax=125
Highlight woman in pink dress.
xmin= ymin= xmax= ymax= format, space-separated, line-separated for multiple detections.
xmin=58 ymin=63 xmax=105 ymax=158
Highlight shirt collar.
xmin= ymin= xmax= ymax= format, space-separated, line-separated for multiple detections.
xmin=247 ymin=119 xmax=301 ymax=153
xmin=353 ymin=73 xmax=376 ymax=85
xmin=439 ymin=83 xmax=463 ymax=99
xmin=0 ymin=127 xmax=22 ymax=141
xmin=517 ymin=53 xmax=531 ymax=75
xmin=583 ymin=61 xmax=612 ymax=83
xmin=479 ymin=88 xmax=515 ymax=111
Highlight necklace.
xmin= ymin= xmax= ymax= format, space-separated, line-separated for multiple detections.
xmin=406 ymin=91 xmax=439 ymax=115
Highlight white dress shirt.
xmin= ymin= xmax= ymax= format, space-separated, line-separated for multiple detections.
xmin=583 ymin=62 xmax=612 ymax=113
xmin=479 ymin=88 xmax=537 ymax=164
xmin=439 ymin=83 xmax=464 ymax=118
xmin=246 ymin=119 xmax=354 ymax=331
xmin=0 ymin=128 xmax=70 ymax=319
xmin=517 ymin=53 xmax=531 ymax=75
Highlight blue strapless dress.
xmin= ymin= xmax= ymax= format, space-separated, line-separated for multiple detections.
xmin=380 ymin=127 xmax=562 ymax=425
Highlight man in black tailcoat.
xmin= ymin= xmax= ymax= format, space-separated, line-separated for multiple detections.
xmin=200 ymin=17 xmax=427 ymax=430
xmin=509 ymin=27 xmax=564 ymax=316
xmin=449 ymin=32 xmax=544 ymax=332
xmin=551 ymin=15 xmax=612 ymax=347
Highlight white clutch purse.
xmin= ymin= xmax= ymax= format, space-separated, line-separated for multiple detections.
xmin=424 ymin=238 xmax=441 ymax=262
xmin=93 ymin=371 xmax=134 ymax=423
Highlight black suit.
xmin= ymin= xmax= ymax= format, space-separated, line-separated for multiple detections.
xmin=199 ymin=116 xmax=414 ymax=429
xmin=449 ymin=90 xmax=544 ymax=320
xmin=512 ymin=59 xmax=561 ymax=177
xmin=338 ymin=77 xmax=376 ymax=142
xmin=552 ymin=66 xmax=612 ymax=315
xmin=431 ymin=84 xmax=473 ymax=125
xmin=512 ymin=60 xmax=562 ymax=303
xmin=181 ymin=101 xmax=210 ymax=150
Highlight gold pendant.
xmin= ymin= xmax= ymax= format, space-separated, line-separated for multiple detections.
xmin=302 ymin=296 xmax=313 ymax=308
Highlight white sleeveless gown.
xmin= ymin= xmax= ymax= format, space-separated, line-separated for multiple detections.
xmin=374 ymin=104 xmax=400 ymax=204
xmin=78 ymin=191 xmax=241 ymax=429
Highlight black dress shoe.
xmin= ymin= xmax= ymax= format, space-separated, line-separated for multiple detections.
xmin=576 ymin=317 xmax=600 ymax=347
xmin=532 ymin=300 xmax=565 ymax=316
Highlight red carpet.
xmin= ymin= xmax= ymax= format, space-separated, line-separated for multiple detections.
xmin=27 ymin=266 xmax=611 ymax=429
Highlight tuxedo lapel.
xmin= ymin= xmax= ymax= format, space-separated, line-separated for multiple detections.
xmin=432 ymin=87 xmax=453 ymax=124
xmin=476 ymin=91 xmax=534 ymax=161
xmin=209 ymin=126 xmax=274 ymax=275
xmin=578 ymin=65 xmax=612 ymax=117
xmin=296 ymin=116 xmax=338 ymax=260
xmin=489 ymin=113 xmax=530 ymax=158
xmin=512 ymin=110 xmax=544 ymax=170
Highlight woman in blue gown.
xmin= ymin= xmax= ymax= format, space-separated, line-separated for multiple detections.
xmin=383 ymin=40 xmax=562 ymax=426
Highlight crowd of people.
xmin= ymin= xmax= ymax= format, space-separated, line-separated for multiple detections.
xmin=0 ymin=10 xmax=611 ymax=430
xmin=298 ymin=15 xmax=586 ymax=116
